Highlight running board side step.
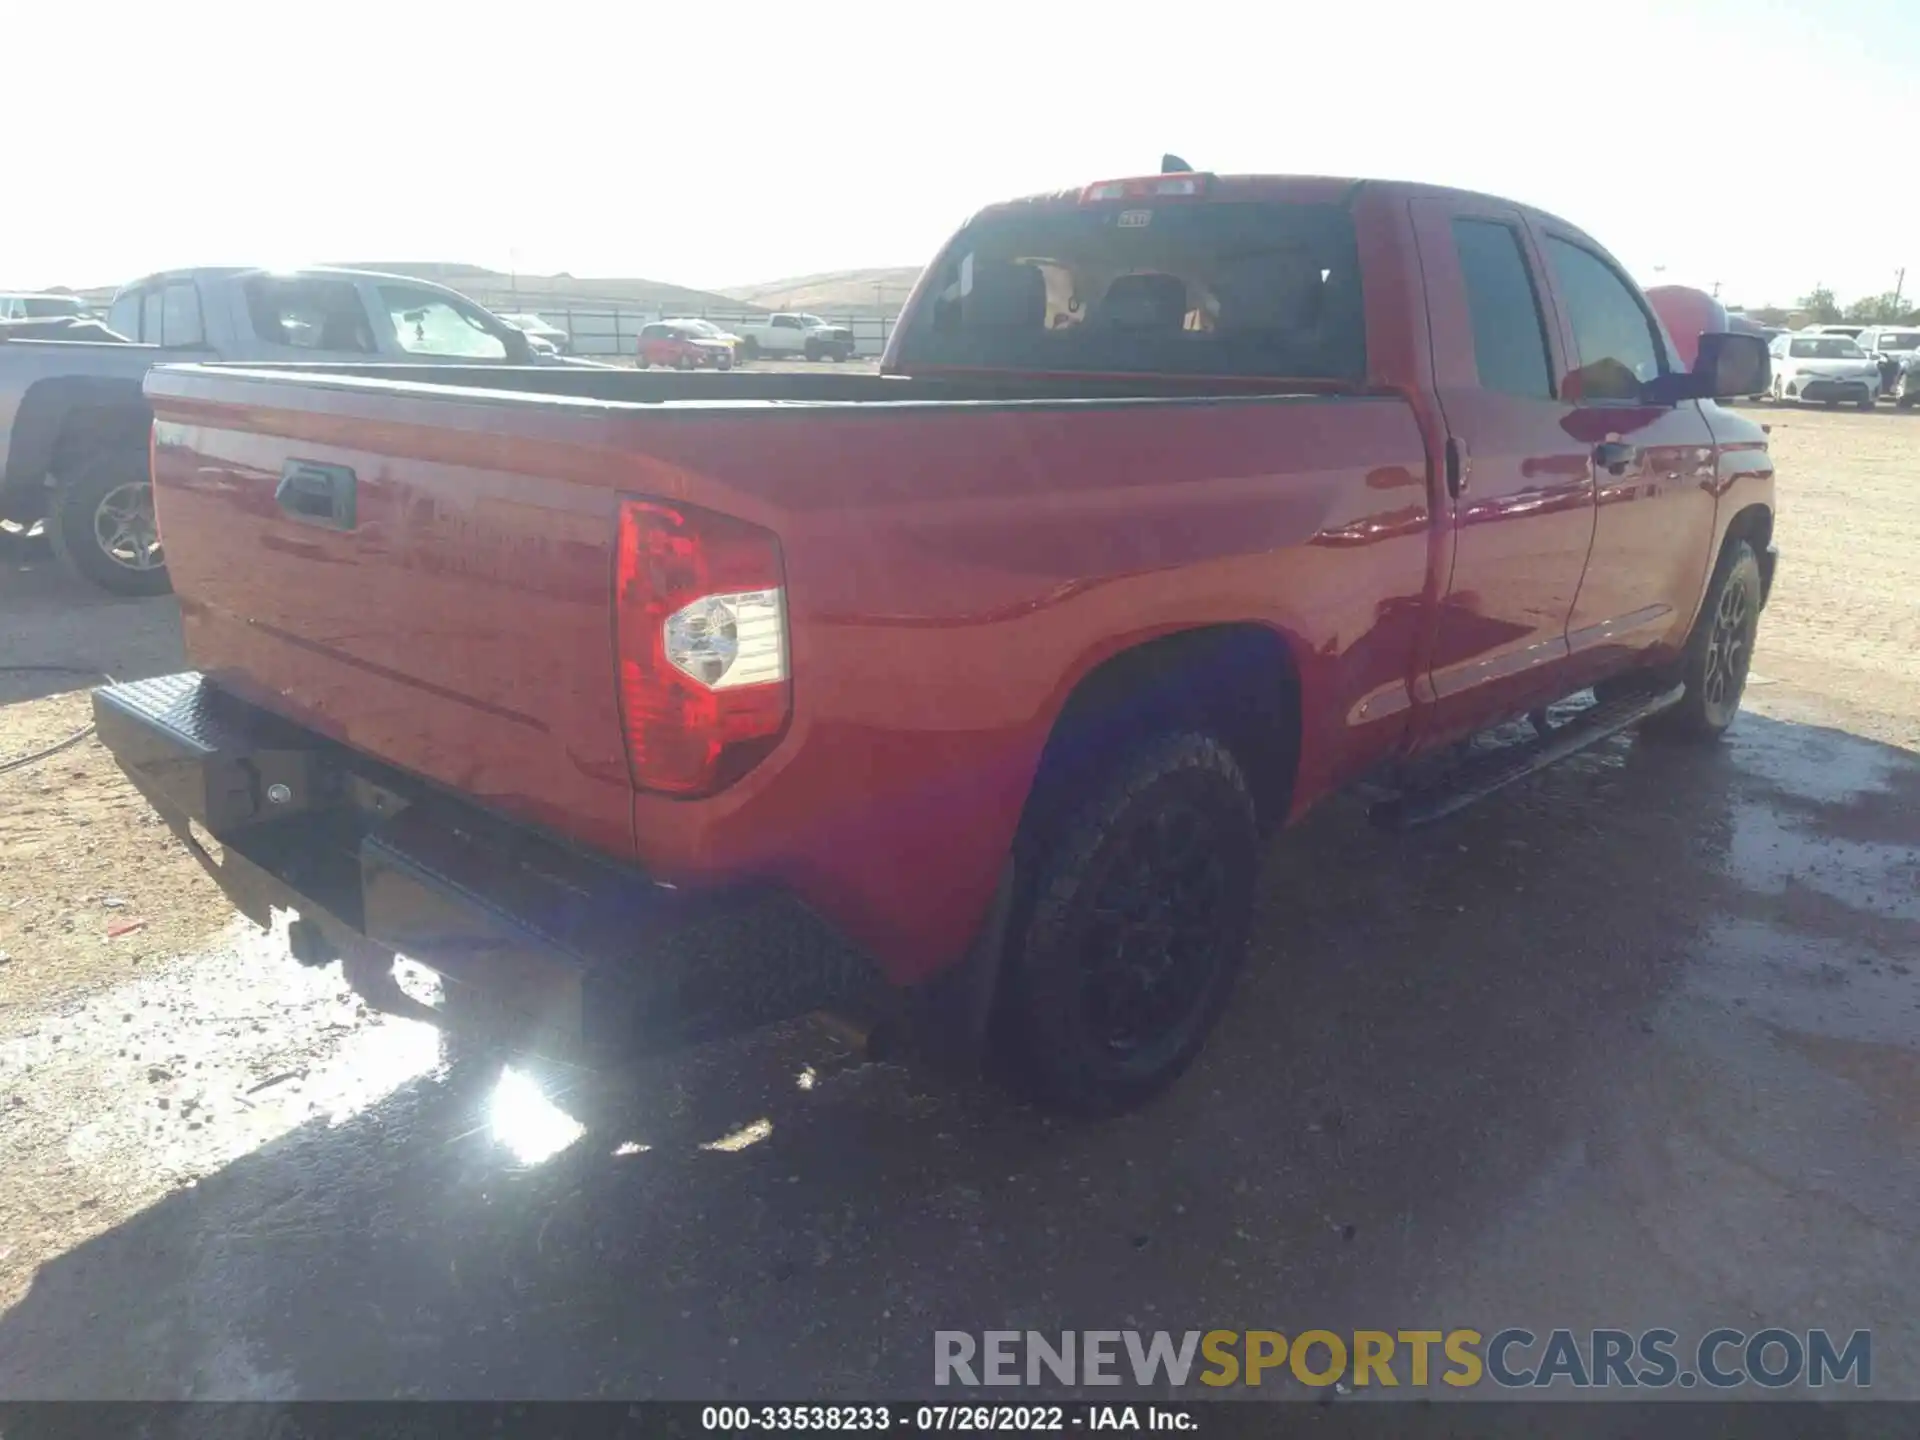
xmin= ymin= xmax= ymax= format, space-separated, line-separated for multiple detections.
xmin=1369 ymin=683 xmax=1685 ymax=830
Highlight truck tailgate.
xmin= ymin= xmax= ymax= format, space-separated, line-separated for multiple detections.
xmin=147 ymin=366 xmax=637 ymax=858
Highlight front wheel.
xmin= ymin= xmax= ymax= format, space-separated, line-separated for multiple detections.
xmin=741 ymin=337 xmax=759 ymax=361
xmin=1647 ymin=539 xmax=1763 ymax=742
xmin=998 ymin=733 xmax=1259 ymax=1117
xmin=48 ymin=447 xmax=170 ymax=596
xmin=1858 ymin=396 xmax=1877 ymax=412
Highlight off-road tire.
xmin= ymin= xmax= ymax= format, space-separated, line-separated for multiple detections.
xmin=1646 ymin=539 xmax=1763 ymax=742
xmin=998 ymin=733 xmax=1259 ymax=1117
xmin=48 ymin=446 xmax=170 ymax=597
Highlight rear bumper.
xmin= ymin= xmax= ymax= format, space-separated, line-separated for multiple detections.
xmin=92 ymin=673 xmax=882 ymax=1063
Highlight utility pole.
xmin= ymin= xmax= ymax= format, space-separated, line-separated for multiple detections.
xmin=1894 ymin=268 xmax=1906 ymax=311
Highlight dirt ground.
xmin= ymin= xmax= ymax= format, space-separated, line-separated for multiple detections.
xmin=0 ymin=406 xmax=1914 ymax=1402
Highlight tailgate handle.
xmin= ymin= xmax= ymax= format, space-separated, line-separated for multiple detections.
xmin=276 ymin=460 xmax=357 ymax=531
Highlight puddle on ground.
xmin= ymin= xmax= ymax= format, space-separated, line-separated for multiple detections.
xmin=1726 ymin=799 xmax=1920 ymax=925
xmin=1685 ymin=917 xmax=1919 ymax=1052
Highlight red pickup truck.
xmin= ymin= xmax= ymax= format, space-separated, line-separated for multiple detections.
xmin=95 ymin=171 xmax=1776 ymax=1115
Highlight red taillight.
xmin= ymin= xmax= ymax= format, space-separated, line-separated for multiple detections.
xmin=614 ymin=497 xmax=790 ymax=797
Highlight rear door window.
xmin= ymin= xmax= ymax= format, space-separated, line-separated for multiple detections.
xmin=107 ymin=291 xmax=142 ymax=340
xmin=1451 ymin=219 xmax=1553 ymax=399
xmin=893 ymin=199 xmax=1366 ymax=379
xmin=160 ymin=282 xmax=204 ymax=347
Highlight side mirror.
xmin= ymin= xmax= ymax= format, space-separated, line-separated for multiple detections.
xmin=501 ymin=326 xmax=535 ymax=364
xmin=1641 ymin=331 xmax=1770 ymax=404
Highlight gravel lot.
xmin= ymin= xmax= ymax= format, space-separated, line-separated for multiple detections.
xmin=0 ymin=405 xmax=1914 ymax=1402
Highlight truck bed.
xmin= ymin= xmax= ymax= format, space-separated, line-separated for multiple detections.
xmin=146 ymin=360 xmax=1434 ymax=978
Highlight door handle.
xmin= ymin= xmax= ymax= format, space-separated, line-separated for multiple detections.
xmin=1592 ymin=441 xmax=1638 ymax=477
xmin=275 ymin=460 xmax=358 ymax=531
xmin=1445 ymin=436 xmax=1469 ymax=498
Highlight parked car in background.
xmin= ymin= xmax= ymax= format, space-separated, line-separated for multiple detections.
xmin=1 ymin=266 xmax=592 ymax=594
xmin=1 ymin=293 xmax=93 ymax=321
xmin=499 ymin=312 xmax=570 ymax=354
xmin=637 ymin=320 xmax=734 ymax=370
xmin=1767 ymin=332 xmax=1879 ymax=409
xmin=106 ymin=169 xmax=1775 ymax=1116
xmin=1800 ymin=323 xmax=1867 ymax=339
xmin=1855 ymin=324 xmax=1920 ymax=407
xmin=734 ymin=312 xmax=856 ymax=361
xmin=670 ymin=317 xmax=747 ymax=363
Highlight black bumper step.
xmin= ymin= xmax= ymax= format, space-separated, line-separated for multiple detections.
xmin=91 ymin=673 xmax=878 ymax=1059
xmin=1369 ymin=682 xmax=1685 ymax=830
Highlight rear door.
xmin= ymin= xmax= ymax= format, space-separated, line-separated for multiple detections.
xmin=1409 ymin=197 xmax=1597 ymax=741
xmin=1537 ymin=235 xmax=1720 ymax=668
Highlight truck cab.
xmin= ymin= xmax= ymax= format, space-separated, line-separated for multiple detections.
xmin=103 ymin=267 xmax=543 ymax=366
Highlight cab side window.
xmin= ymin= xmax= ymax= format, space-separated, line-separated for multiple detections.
xmin=379 ymin=285 xmax=509 ymax=360
xmin=159 ymin=282 xmax=204 ymax=347
xmin=1451 ymin=219 xmax=1553 ymax=400
xmin=107 ymin=291 xmax=142 ymax=340
xmin=244 ymin=277 xmax=378 ymax=352
xmin=1545 ymin=238 xmax=1664 ymax=402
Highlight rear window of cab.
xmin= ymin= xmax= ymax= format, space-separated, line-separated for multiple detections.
xmin=893 ymin=200 xmax=1366 ymax=380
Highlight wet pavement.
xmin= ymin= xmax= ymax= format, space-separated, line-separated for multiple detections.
xmin=0 ymin=703 xmax=1915 ymax=1401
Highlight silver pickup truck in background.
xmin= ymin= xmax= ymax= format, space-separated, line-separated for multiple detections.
xmin=1 ymin=265 xmax=595 ymax=594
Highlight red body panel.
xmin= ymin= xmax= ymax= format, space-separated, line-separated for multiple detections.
xmin=145 ymin=175 xmax=1774 ymax=986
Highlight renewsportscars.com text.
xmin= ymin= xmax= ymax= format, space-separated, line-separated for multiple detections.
xmin=934 ymin=1328 xmax=1871 ymax=1390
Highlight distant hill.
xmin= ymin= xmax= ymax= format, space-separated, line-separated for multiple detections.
xmin=333 ymin=262 xmax=755 ymax=315
xmin=64 ymin=262 xmax=927 ymax=322
xmin=720 ymin=267 xmax=923 ymax=315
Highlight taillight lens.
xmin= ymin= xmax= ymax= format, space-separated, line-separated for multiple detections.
xmin=615 ymin=497 xmax=790 ymax=796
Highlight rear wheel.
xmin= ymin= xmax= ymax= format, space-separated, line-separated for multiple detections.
xmin=1647 ymin=539 xmax=1763 ymax=743
xmin=48 ymin=447 xmax=170 ymax=597
xmin=998 ymin=733 xmax=1258 ymax=1117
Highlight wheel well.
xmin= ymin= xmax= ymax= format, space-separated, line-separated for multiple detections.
xmin=1723 ymin=503 xmax=1774 ymax=604
xmin=1023 ymin=625 xmax=1302 ymax=843
xmin=52 ymin=406 xmax=150 ymax=481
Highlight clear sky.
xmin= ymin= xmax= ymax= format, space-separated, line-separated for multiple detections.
xmin=5 ymin=0 xmax=1915 ymax=308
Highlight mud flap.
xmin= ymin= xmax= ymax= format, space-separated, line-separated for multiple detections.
xmin=901 ymin=859 xmax=1017 ymax=1081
